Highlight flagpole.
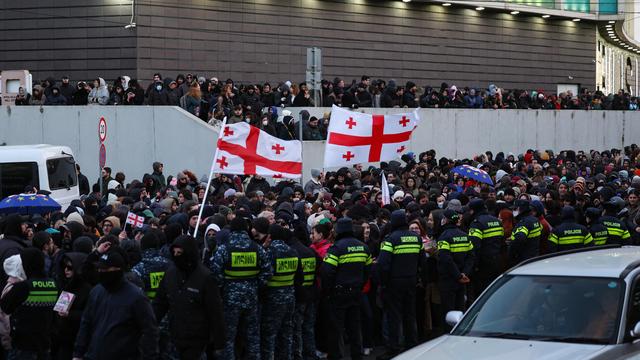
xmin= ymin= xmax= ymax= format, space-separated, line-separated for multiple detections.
xmin=194 ymin=118 xmax=227 ymax=256
xmin=299 ymin=111 xmax=304 ymax=186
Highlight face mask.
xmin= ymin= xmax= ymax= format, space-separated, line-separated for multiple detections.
xmin=262 ymin=120 xmax=269 ymax=126
xmin=437 ymin=201 xmax=444 ymax=209
xmin=513 ymin=210 xmax=520 ymax=217
xmin=156 ymin=85 xmax=162 ymax=91
xmin=173 ymin=255 xmax=193 ymax=272
xmin=245 ymin=118 xmax=250 ymax=123
xmin=98 ymin=270 xmax=124 ymax=292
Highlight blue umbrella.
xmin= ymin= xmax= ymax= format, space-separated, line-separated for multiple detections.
xmin=0 ymin=194 xmax=62 ymax=215
xmin=451 ymin=165 xmax=494 ymax=186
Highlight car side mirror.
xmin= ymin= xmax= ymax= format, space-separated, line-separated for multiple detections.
xmin=631 ymin=322 xmax=640 ymax=338
xmin=446 ymin=311 xmax=464 ymax=327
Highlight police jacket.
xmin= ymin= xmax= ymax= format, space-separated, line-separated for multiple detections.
xmin=436 ymin=224 xmax=475 ymax=288
xmin=598 ymin=215 xmax=632 ymax=245
xmin=548 ymin=221 xmax=593 ymax=252
xmin=132 ymin=248 xmax=170 ymax=299
xmin=210 ymin=231 xmax=272 ymax=288
xmin=0 ymin=277 xmax=58 ymax=352
xmin=589 ymin=221 xmax=609 ymax=246
xmin=468 ymin=213 xmax=504 ymax=259
xmin=265 ymin=239 xmax=300 ymax=289
xmin=377 ymin=227 xmax=424 ymax=286
xmin=289 ymin=238 xmax=319 ymax=302
xmin=509 ymin=214 xmax=542 ymax=263
xmin=320 ymin=234 xmax=372 ymax=292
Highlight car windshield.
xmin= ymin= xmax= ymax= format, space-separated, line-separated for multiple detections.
xmin=453 ymin=275 xmax=623 ymax=344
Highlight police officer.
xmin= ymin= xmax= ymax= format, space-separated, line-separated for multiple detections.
xmin=599 ymin=196 xmax=632 ymax=245
xmin=320 ymin=217 xmax=372 ymax=360
xmin=509 ymin=199 xmax=542 ymax=265
xmin=132 ymin=231 xmax=170 ymax=300
xmin=437 ymin=210 xmax=474 ymax=330
xmin=289 ymin=224 xmax=320 ymax=360
xmin=0 ymin=248 xmax=59 ymax=359
xmin=585 ymin=207 xmax=609 ymax=246
xmin=377 ymin=210 xmax=424 ymax=359
xmin=210 ymin=214 xmax=272 ymax=360
xmin=467 ymin=199 xmax=504 ymax=294
xmin=548 ymin=206 xmax=593 ymax=252
xmin=261 ymin=224 xmax=300 ymax=360
xmin=131 ymin=231 xmax=173 ymax=357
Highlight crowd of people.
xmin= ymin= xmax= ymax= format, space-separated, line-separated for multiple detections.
xmin=11 ymin=74 xmax=639 ymax=135
xmin=0 ymin=143 xmax=639 ymax=360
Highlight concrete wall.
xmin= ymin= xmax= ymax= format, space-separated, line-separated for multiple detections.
xmin=0 ymin=106 xmax=638 ymax=185
xmin=0 ymin=106 xmax=216 ymax=186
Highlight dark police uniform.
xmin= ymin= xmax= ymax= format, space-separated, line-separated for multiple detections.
xmin=509 ymin=215 xmax=542 ymax=264
xmin=598 ymin=215 xmax=632 ymax=245
xmin=320 ymin=218 xmax=371 ymax=360
xmin=377 ymin=210 xmax=424 ymax=355
xmin=468 ymin=212 xmax=504 ymax=293
xmin=548 ymin=221 xmax=593 ymax=252
xmin=289 ymin=237 xmax=319 ymax=360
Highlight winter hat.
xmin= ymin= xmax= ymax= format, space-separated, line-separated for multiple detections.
xmin=108 ymin=180 xmax=121 ymax=190
xmin=561 ymin=206 xmax=576 ymax=221
xmin=446 ymin=199 xmax=463 ymax=213
xmin=97 ymin=250 xmax=126 ymax=270
xmin=269 ymin=224 xmax=290 ymax=241
xmin=252 ymin=217 xmax=270 ymax=235
xmin=311 ymin=168 xmax=321 ymax=179
xmin=218 ymin=205 xmax=232 ymax=218
xmin=66 ymin=212 xmax=85 ymax=226
xmin=72 ymin=236 xmax=94 ymax=254
xmin=531 ymin=200 xmax=545 ymax=216
xmin=335 ymin=217 xmax=354 ymax=236
xmin=3 ymin=254 xmax=26 ymax=281
xmin=390 ymin=209 xmax=407 ymax=228
xmin=393 ymin=190 xmax=405 ymax=201
xmin=224 ymin=189 xmax=237 ymax=198
xmin=632 ymin=176 xmax=640 ymax=186
xmin=443 ymin=209 xmax=460 ymax=222
xmin=102 ymin=216 xmax=121 ymax=230
xmin=495 ymin=169 xmax=508 ymax=182
xmin=468 ymin=198 xmax=486 ymax=213
xmin=619 ymin=171 xmax=629 ymax=181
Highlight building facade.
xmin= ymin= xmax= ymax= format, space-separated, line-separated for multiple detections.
xmin=0 ymin=0 xmax=634 ymax=93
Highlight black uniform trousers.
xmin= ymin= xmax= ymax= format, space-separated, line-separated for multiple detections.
xmin=327 ymin=289 xmax=362 ymax=360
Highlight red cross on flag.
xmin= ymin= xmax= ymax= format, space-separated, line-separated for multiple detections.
xmin=125 ymin=212 xmax=145 ymax=228
xmin=213 ymin=122 xmax=302 ymax=178
xmin=324 ymin=105 xmax=420 ymax=167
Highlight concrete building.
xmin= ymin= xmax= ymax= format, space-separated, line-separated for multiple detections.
xmin=0 ymin=0 xmax=635 ymax=93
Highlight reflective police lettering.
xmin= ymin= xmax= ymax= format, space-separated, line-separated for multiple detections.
xmin=452 ymin=236 xmax=468 ymax=243
xmin=231 ymin=252 xmax=257 ymax=267
xmin=487 ymin=221 xmax=500 ymax=227
xmin=149 ymin=272 xmax=165 ymax=289
xmin=400 ymin=236 xmax=418 ymax=243
xmin=533 ymin=222 xmax=540 ymax=228
xmin=347 ymin=246 xmax=364 ymax=252
xmin=564 ymin=229 xmax=582 ymax=235
xmin=301 ymin=257 xmax=316 ymax=272
xmin=276 ymin=258 xmax=299 ymax=272
xmin=603 ymin=221 xmax=621 ymax=228
xmin=33 ymin=281 xmax=56 ymax=288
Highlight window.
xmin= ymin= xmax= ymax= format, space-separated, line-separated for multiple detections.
xmin=46 ymin=156 xmax=77 ymax=190
xmin=625 ymin=277 xmax=640 ymax=341
xmin=0 ymin=162 xmax=39 ymax=198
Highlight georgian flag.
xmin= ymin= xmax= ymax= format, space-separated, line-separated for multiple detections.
xmin=213 ymin=122 xmax=302 ymax=178
xmin=324 ymin=105 xmax=420 ymax=168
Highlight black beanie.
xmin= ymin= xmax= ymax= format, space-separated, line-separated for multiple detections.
xmin=252 ymin=217 xmax=270 ymax=235
xmin=230 ymin=216 xmax=249 ymax=232
xmin=21 ymin=248 xmax=45 ymax=278
xmin=335 ymin=217 xmax=354 ymax=236
xmin=269 ymin=224 xmax=290 ymax=242
xmin=140 ymin=232 xmax=159 ymax=250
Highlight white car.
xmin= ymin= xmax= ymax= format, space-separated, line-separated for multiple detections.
xmin=396 ymin=245 xmax=640 ymax=360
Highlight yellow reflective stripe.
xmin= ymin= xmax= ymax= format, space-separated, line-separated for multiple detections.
xmin=513 ymin=226 xmax=529 ymax=238
xmin=528 ymin=228 xmax=542 ymax=238
xmin=380 ymin=241 xmax=393 ymax=253
xmin=437 ymin=241 xmax=450 ymax=251
xmin=392 ymin=244 xmax=422 ymax=254
xmin=338 ymin=255 xmax=368 ymax=264
xmin=593 ymin=237 xmax=608 ymax=245
xmin=584 ymin=233 xmax=593 ymax=245
xmin=607 ymin=228 xmax=625 ymax=236
xmin=146 ymin=290 xmax=157 ymax=299
xmin=303 ymin=274 xmax=315 ymax=281
xmin=450 ymin=244 xmax=474 ymax=253
xmin=622 ymin=231 xmax=631 ymax=239
xmin=469 ymin=228 xmax=483 ymax=238
xmin=366 ymin=255 xmax=372 ymax=265
xmin=549 ymin=233 xmax=559 ymax=244
xmin=224 ymin=269 xmax=260 ymax=278
xmin=555 ymin=236 xmax=588 ymax=245
xmin=483 ymin=228 xmax=504 ymax=237
xmin=324 ymin=254 xmax=339 ymax=266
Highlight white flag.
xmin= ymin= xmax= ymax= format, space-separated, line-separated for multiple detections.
xmin=213 ymin=122 xmax=302 ymax=178
xmin=324 ymin=105 xmax=420 ymax=168
xmin=381 ymin=171 xmax=390 ymax=206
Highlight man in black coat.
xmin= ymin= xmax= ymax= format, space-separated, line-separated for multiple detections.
xmin=76 ymin=164 xmax=90 ymax=196
xmin=153 ymin=235 xmax=225 ymax=359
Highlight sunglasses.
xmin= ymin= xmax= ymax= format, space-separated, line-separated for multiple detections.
xmin=64 ymin=264 xmax=73 ymax=271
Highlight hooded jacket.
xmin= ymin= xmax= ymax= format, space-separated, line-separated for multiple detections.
xmin=0 ymin=215 xmax=28 ymax=288
xmin=152 ymin=235 xmax=225 ymax=349
xmin=88 ymin=78 xmax=110 ymax=105
xmin=0 ymin=249 xmax=58 ymax=352
xmin=44 ymin=86 xmax=68 ymax=105
xmin=54 ymin=252 xmax=92 ymax=347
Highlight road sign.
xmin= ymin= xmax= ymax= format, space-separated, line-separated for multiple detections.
xmin=99 ymin=143 xmax=107 ymax=168
xmin=98 ymin=117 xmax=107 ymax=142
